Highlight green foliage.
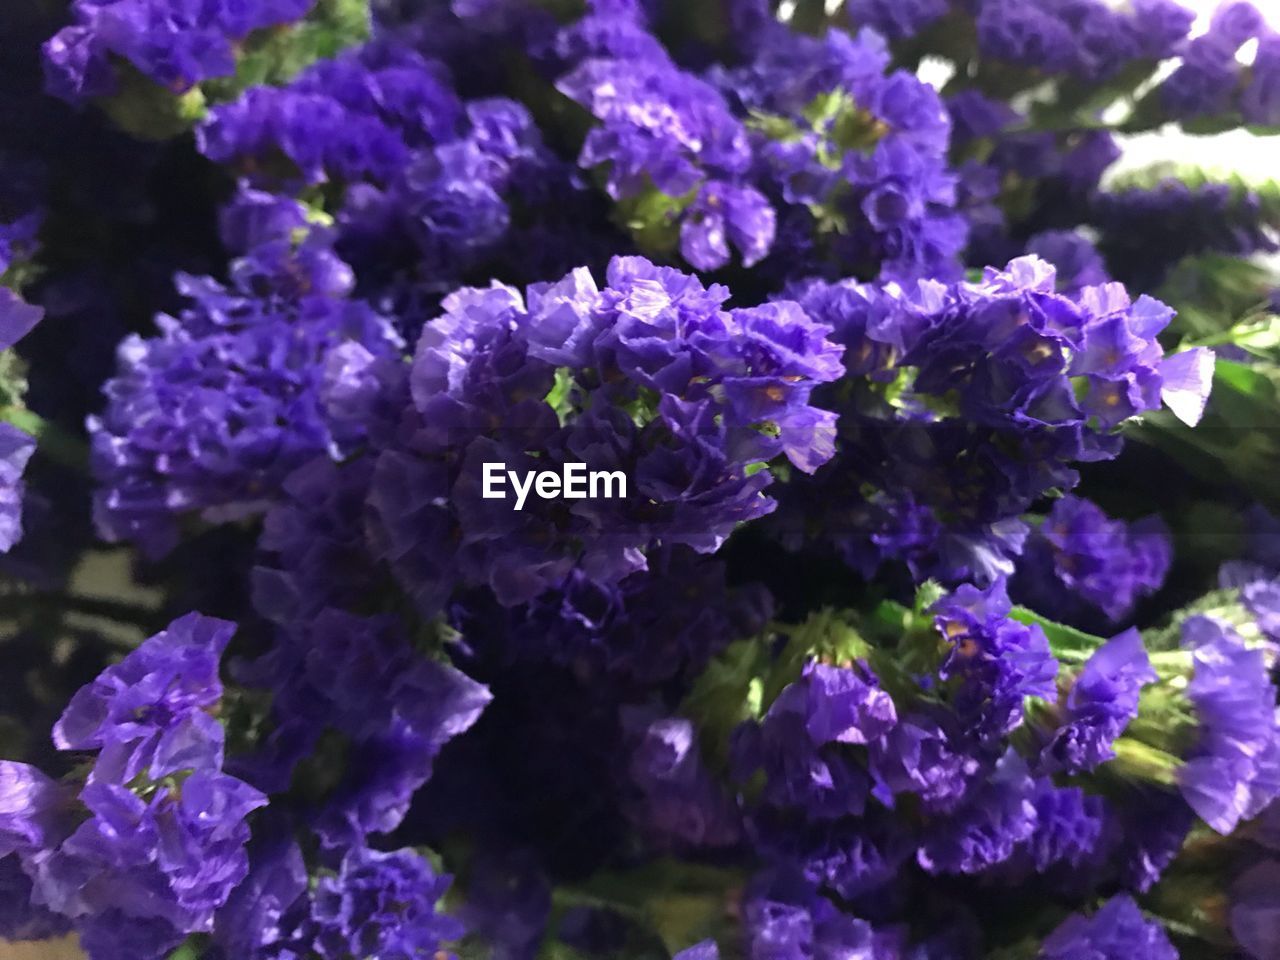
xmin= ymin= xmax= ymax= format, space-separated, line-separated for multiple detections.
xmin=1157 ymin=253 xmax=1278 ymax=348
xmin=680 ymin=639 xmax=766 ymax=769
xmin=1132 ymin=359 xmax=1280 ymax=512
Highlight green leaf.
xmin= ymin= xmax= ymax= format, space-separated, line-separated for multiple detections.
xmin=680 ymin=639 xmax=767 ymax=769
xmin=1131 ymin=359 xmax=1280 ymax=511
xmin=98 ymin=65 xmax=209 ymax=140
xmin=544 ymin=367 xmax=576 ymax=424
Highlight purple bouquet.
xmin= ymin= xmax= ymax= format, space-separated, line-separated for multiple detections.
xmin=1 ymin=0 xmax=1279 ymax=957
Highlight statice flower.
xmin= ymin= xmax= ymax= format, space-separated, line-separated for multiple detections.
xmin=311 ymin=846 xmax=462 ymax=960
xmin=1230 ymin=859 xmax=1280 ymax=960
xmin=1029 ymin=0 xmax=1193 ymax=76
xmin=0 ymin=212 xmax=45 ymax=384
xmin=1012 ymin=497 xmax=1171 ymax=628
xmin=1019 ymin=779 xmax=1105 ymax=873
xmin=88 ymin=203 xmax=402 ymax=556
xmin=0 ymin=855 xmax=70 ymax=942
xmin=917 ymin=750 xmax=1038 ymax=874
xmin=556 ymin=6 xmax=772 ymax=272
xmin=719 ymin=25 xmax=965 ymax=282
xmin=200 ymin=43 xmax=575 ymax=305
xmin=1243 ymin=33 xmax=1280 ymax=127
xmin=773 ymin=257 xmax=1212 ymax=584
xmin=621 ymin=710 xmax=742 ymax=851
xmin=1039 ymin=628 xmax=1156 ymax=773
xmin=1094 ymin=179 xmax=1280 ymax=289
xmin=43 ymin=0 xmax=319 ymax=102
xmin=932 ymin=579 xmax=1058 ymax=742
xmin=0 ymin=761 xmax=69 ymax=858
xmin=197 ymin=44 xmax=462 ymax=186
xmin=1178 ymin=614 xmax=1280 ymax=835
xmin=250 ymin=457 xmax=380 ymax=627
xmin=1041 ymin=893 xmax=1177 ymax=960
xmin=846 ymin=0 xmax=947 ymax=41
xmin=733 ymin=660 xmax=896 ymax=819
xmin=868 ymin=710 xmax=978 ymax=812
xmin=1025 ymin=231 xmax=1111 ymax=296
xmin=238 ymin=608 xmax=491 ymax=832
xmin=0 ymin=423 xmax=36 ymax=553
xmin=455 ymin=546 xmax=772 ymax=692
xmin=11 ymin=614 xmax=267 ymax=957
xmin=211 ymin=834 xmax=463 ymax=960
xmin=1160 ymin=3 xmax=1265 ymax=121
xmin=977 ymin=0 xmax=1191 ymax=83
xmin=742 ymin=868 xmax=883 ymax=960
xmin=976 ymin=0 xmax=1086 ymax=75
xmin=366 ymin=255 xmax=843 ymax=611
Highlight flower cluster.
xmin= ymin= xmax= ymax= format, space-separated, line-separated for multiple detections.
xmin=1092 ymin=177 xmax=1280 ymax=290
xmin=1012 ymin=495 xmax=1172 ymax=629
xmin=365 ymin=255 xmax=843 ymax=610
xmin=43 ymin=0 xmax=323 ymax=102
xmin=0 ymin=615 xmax=266 ymax=957
xmin=773 ymin=257 xmax=1211 ymax=584
xmin=719 ymin=24 xmax=965 ymax=282
xmin=4 ymin=0 xmax=1280 ymax=957
xmin=87 ymin=195 xmax=402 ymax=555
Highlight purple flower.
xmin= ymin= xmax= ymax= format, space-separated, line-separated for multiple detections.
xmin=1040 ymin=628 xmax=1156 ymax=773
xmin=0 ymin=289 xmax=43 ymax=355
xmin=869 ymin=712 xmax=978 ymax=812
xmin=54 ymin=612 xmax=233 ymax=780
xmin=917 ymin=750 xmax=1038 ymax=874
xmin=674 ymin=941 xmax=720 ymax=960
xmin=368 ymin=256 xmax=841 ymax=611
xmin=1012 ymin=497 xmax=1172 ymax=628
xmin=622 ymin=710 xmax=741 ymax=850
xmin=1020 ymin=780 xmax=1105 ymax=872
xmin=1094 ymin=180 xmax=1279 ymax=289
xmin=1178 ymin=615 xmax=1280 ymax=834
xmin=240 ymin=608 xmax=491 ymax=836
xmin=1244 ymin=34 xmax=1280 ymax=126
xmin=933 ymin=579 xmax=1058 ymax=742
xmin=0 ymin=855 xmax=71 ymax=942
xmin=15 ymin=615 xmax=268 ymax=946
xmin=1158 ymin=346 xmax=1215 ymax=428
xmin=733 ymin=660 xmax=895 ymax=820
xmin=723 ymin=25 xmax=963 ymax=283
xmin=44 ymin=0 xmax=319 ymax=102
xmin=774 ymin=257 xmax=1197 ymax=585
xmin=680 ymin=180 xmax=776 ymax=271
xmin=978 ymin=0 xmax=1190 ymax=81
xmin=742 ymin=869 xmax=880 ymax=960
xmin=88 ymin=216 xmax=401 ymax=556
xmin=0 ymin=423 xmax=36 ymax=553
xmin=754 ymin=808 xmax=912 ymax=901
xmin=978 ymin=0 xmax=1079 ymax=74
xmin=1041 ymin=893 xmax=1177 ymax=960
xmin=558 ymin=54 xmax=751 ymax=199
xmin=0 ymin=763 xmax=68 ymax=859
xmin=1025 ymin=231 xmax=1111 ymax=296
xmin=311 ymin=846 xmax=462 ymax=960
xmin=212 ymin=830 xmax=310 ymax=959
xmin=846 ymin=0 xmax=947 ymax=40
